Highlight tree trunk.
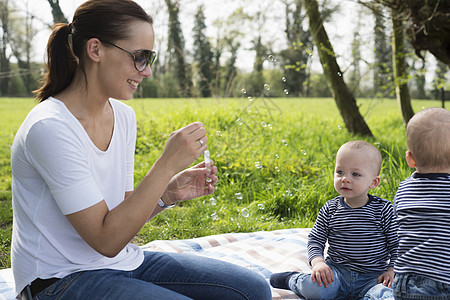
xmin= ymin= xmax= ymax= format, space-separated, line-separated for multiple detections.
xmin=391 ymin=10 xmax=414 ymax=126
xmin=46 ymin=0 xmax=68 ymax=24
xmin=304 ymin=0 xmax=372 ymax=137
xmin=0 ymin=0 xmax=11 ymax=96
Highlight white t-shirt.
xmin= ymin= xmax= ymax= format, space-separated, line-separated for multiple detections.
xmin=11 ymin=97 xmax=144 ymax=296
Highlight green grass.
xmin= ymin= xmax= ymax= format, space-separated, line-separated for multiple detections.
xmin=0 ymin=96 xmax=439 ymax=268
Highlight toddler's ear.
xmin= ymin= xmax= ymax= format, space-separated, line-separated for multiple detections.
xmin=369 ymin=176 xmax=381 ymax=189
xmin=405 ymin=150 xmax=416 ymax=168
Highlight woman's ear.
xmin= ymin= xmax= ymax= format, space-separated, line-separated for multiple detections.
xmin=405 ymin=150 xmax=416 ymax=168
xmin=85 ymin=38 xmax=102 ymax=63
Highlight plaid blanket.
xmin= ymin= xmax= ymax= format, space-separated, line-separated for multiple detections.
xmin=0 ymin=228 xmax=311 ymax=299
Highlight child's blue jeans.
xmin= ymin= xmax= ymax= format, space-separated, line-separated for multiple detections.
xmin=288 ymin=258 xmax=394 ymax=300
xmin=393 ymin=273 xmax=450 ymax=300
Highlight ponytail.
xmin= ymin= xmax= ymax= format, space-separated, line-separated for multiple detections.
xmin=34 ymin=0 xmax=153 ymax=102
xmin=33 ymin=23 xmax=78 ymax=102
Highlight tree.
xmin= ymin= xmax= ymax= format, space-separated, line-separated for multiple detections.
xmin=279 ymin=0 xmax=312 ymax=97
xmin=349 ymin=10 xmax=362 ymax=96
xmin=370 ymin=1 xmax=450 ymax=68
xmin=10 ymin=1 xmax=38 ymax=95
xmin=165 ymin=0 xmax=192 ymax=97
xmin=0 ymin=0 xmax=11 ymax=96
xmin=193 ymin=5 xmax=213 ymax=97
xmin=372 ymin=3 xmax=392 ymax=96
xmin=391 ymin=8 xmax=414 ymax=125
xmin=46 ymin=0 xmax=68 ymax=24
xmin=304 ymin=0 xmax=373 ymax=137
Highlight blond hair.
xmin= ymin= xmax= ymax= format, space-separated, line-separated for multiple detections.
xmin=406 ymin=107 xmax=450 ymax=170
xmin=339 ymin=140 xmax=382 ymax=175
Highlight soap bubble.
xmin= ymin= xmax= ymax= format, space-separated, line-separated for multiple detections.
xmin=255 ymin=161 xmax=262 ymax=169
xmin=264 ymin=84 xmax=270 ymax=91
xmin=268 ymin=54 xmax=276 ymax=62
xmin=261 ymin=121 xmax=268 ymax=127
xmin=246 ymin=106 xmax=252 ymax=113
xmin=210 ymin=197 xmax=217 ymax=206
xmin=235 ymin=192 xmax=243 ymax=200
xmin=241 ymin=208 xmax=250 ymax=218
xmin=301 ymin=149 xmax=307 ymax=156
xmin=257 ymin=203 xmax=265 ymax=210
xmin=284 ymin=89 xmax=289 ymax=95
xmin=285 ymin=190 xmax=293 ymax=197
xmin=216 ymin=130 xmax=223 ymax=136
xmin=275 ymin=154 xmax=280 ymax=159
xmin=267 ymin=124 xmax=273 ymax=130
xmin=242 ymin=88 xmax=247 ymax=95
xmin=337 ymin=71 xmax=342 ymax=77
xmin=281 ymin=76 xmax=287 ymax=82
xmin=236 ymin=118 xmax=244 ymax=125
xmin=282 ymin=139 xmax=288 ymax=146
xmin=211 ymin=212 xmax=219 ymax=220
xmin=248 ymin=96 xmax=253 ymax=102
xmin=337 ymin=125 xmax=342 ymax=130
xmin=275 ymin=166 xmax=280 ymax=172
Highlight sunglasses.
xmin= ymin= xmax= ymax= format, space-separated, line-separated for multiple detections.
xmin=103 ymin=41 xmax=157 ymax=72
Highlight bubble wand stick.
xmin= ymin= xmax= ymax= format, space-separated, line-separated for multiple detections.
xmin=204 ymin=150 xmax=212 ymax=183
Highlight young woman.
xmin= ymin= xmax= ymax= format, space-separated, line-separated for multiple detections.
xmin=10 ymin=1 xmax=271 ymax=299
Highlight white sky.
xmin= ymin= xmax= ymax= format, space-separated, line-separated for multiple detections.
xmin=19 ymin=0 xmax=364 ymax=71
xmin=14 ymin=0 xmax=440 ymax=85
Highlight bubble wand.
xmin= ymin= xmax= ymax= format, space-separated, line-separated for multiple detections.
xmin=204 ymin=150 xmax=212 ymax=183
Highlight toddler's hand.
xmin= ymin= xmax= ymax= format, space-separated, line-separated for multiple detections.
xmin=377 ymin=267 xmax=394 ymax=288
xmin=310 ymin=257 xmax=334 ymax=288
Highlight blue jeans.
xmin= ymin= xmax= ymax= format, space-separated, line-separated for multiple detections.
xmin=34 ymin=251 xmax=272 ymax=300
xmin=289 ymin=258 xmax=393 ymax=300
xmin=393 ymin=273 xmax=450 ymax=300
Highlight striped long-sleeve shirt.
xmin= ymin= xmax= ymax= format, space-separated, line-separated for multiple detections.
xmin=394 ymin=172 xmax=450 ymax=284
xmin=307 ymin=194 xmax=399 ymax=273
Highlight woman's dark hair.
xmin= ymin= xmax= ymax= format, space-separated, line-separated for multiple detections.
xmin=34 ymin=0 xmax=153 ymax=101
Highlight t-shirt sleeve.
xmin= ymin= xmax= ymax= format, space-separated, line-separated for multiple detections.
xmin=25 ymin=118 xmax=104 ymax=215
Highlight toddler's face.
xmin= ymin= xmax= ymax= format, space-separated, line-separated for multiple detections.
xmin=334 ymin=147 xmax=379 ymax=203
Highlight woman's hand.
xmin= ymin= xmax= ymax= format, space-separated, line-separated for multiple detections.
xmin=159 ymin=122 xmax=207 ymax=176
xmin=162 ymin=160 xmax=218 ymax=205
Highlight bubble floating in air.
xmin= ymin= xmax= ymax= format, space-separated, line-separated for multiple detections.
xmin=216 ymin=130 xmax=223 ymax=136
xmin=282 ymin=139 xmax=288 ymax=146
xmin=235 ymin=192 xmax=243 ymax=200
xmin=242 ymin=88 xmax=247 ymax=95
xmin=255 ymin=161 xmax=262 ymax=169
xmin=264 ymin=84 xmax=270 ymax=91
xmin=236 ymin=118 xmax=244 ymax=125
xmin=210 ymin=197 xmax=217 ymax=206
xmin=248 ymin=96 xmax=253 ymax=102
xmin=241 ymin=208 xmax=250 ymax=218
xmin=281 ymin=76 xmax=287 ymax=83
xmin=284 ymin=89 xmax=289 ymax=95
xmin=211 ymin=212 xmax=219 ymax=220
xmin=257 ymin=203 xmax=265 ymax=210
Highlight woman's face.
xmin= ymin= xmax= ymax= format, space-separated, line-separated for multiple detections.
xmin=100 ymin=20 xmax=155 ymax=100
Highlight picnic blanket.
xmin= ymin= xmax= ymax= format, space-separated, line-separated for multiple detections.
xmin=0 ymin=228 xmax=311 ymax=299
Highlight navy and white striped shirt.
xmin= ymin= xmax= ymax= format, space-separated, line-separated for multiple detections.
xmin=394 ymin=172 xmax=450 ymax=284
xmin=308 ymin=194 xmax=399 ymax=273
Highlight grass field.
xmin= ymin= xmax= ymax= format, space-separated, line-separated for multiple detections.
xmin=0 ymin=96 xmax=439 ymax=268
